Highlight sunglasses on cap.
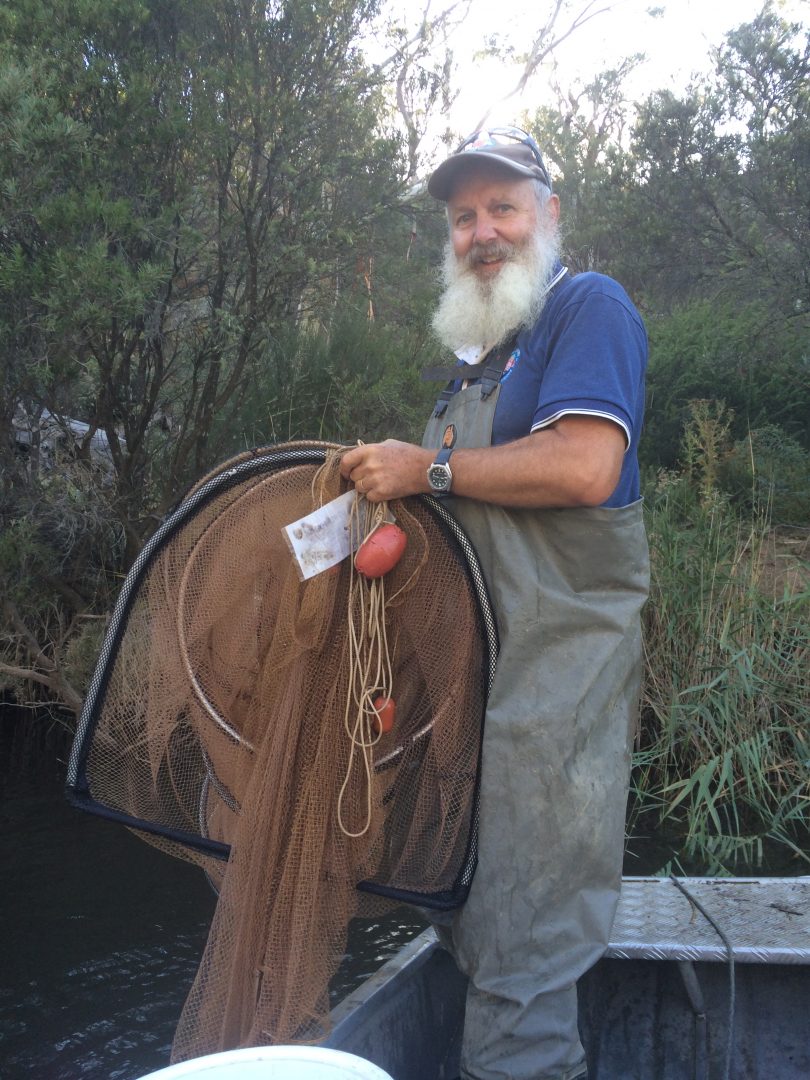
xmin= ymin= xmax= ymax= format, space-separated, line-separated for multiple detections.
xmin=454 ymin=126 xmax=553 ymax=192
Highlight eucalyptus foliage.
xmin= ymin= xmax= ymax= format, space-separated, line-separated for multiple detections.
xmin=1 ymin=0 xmax=404 ymax=705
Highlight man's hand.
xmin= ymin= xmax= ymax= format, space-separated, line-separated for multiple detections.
xmin=340 ymin=439 xmax=432 ymax=502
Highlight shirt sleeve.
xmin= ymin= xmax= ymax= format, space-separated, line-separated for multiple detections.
xmin=530 ymin=289 xmax=646 ymax=450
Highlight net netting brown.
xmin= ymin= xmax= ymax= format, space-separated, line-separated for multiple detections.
xmin=67 ymin=442 xmax=496 ymax=1062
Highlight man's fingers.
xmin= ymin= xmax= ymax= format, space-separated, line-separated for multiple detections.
xmin=339 ymin=446 xmax=365 ymax=478
xmin=340 ymin=440 xmax=423 ymax=502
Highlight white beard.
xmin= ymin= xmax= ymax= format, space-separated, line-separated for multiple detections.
xmin=432 ymin=225 xmax=561 ymax=353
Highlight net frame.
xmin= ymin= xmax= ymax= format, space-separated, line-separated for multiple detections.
xmin=66 ymin=442 xmax=498 ymax=909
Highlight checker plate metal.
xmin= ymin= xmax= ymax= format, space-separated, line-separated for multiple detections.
xmin=607 ymin=876 xmax=810 ymax=964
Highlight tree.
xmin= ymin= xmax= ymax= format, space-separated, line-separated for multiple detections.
xmin=522 ymin=6 xmax=810 ymax=473
xmin=620 ymin=4 xmax=810 ymax=314
xmin=472 ymin=0 xmax=616 ymax=130
xmin=525 ymin=56 xmax=643 ymax=272
xmin=0 ymin=0 xmax=404 ymax=712
xmin=372 ymin=0 xmax=472 ymax=181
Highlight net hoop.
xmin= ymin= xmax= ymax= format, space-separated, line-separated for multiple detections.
xmin=67 ymin=443 xmax=498 ymax=871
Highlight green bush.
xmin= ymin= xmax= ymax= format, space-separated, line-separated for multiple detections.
xmin=641 ymin=300 xmax=810 ymax=472
xmin=720 ymin=425 xmax=810 ymax=525
xmin=217 ymin=312 xmax=438 ymax=453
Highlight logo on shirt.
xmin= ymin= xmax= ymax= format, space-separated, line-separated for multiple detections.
xmin=500 ymin=347 xmax=521 ymax=383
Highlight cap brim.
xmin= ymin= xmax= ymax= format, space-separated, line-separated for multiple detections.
xmin=428 ymin=151 xmax=545 ymax=201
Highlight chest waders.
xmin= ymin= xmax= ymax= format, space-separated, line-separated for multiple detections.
xmin=422 ymin=377 xmax=649 ymax=1080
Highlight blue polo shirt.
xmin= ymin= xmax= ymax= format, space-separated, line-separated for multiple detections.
xmin=489 ymin=268 xmax=647 ymax=507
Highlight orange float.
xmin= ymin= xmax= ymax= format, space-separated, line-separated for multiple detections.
xmin=354 ymin=523 xmax=407 ymax=578
xmin=371 ymin=695 xmax=396 ymax=734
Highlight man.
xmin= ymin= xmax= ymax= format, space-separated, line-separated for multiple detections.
xmin=341 ymin=127 xmax=649 ymax=1080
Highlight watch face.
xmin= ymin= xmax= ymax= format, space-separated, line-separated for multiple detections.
xmin=428 ymin=465 xmax=451 ymax=491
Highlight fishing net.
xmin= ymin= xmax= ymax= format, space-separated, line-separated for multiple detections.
xmin=67 ymin=442 xmax=496 ymax=1062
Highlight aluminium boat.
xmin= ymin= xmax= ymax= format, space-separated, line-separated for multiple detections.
xmin=326 ymin=875 xmax=810 ymax=1080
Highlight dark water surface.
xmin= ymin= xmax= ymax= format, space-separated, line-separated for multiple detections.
xmin=6 ymin=704 xmax=802 ymax=1079
xmin=0 ymin=709 xmax=424 ymax=1080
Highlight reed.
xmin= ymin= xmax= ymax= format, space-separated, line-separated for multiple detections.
xmin=632 ymin=404 xmax=810 ymax=875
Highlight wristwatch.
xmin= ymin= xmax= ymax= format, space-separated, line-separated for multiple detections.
xmin=427 ymin=447 xmax=454 ymax=494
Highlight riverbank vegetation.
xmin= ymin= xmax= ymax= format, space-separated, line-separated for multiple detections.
xmin=631 ymin=403 xmax=809 ymax=875
xmin=2 ymin=1 xmax=808 ymax=873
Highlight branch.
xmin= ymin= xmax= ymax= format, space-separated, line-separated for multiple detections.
xmin=2 ymin=599 xmax=85 ymax=716
xmin=3 ymin=599 xmax=52 ymax=673
xmin=373 ymin=0 xmax=471 ymax=73
xmin=473 ymin=0 xmax=614 ymax=129
xmin=0 ymin=661 xmax=83 ymax=716
xmin=376 ymin=0 xmax=473 ymax=180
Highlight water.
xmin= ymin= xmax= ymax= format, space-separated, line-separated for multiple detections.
xmin=0 ymin=709 xmax=424 ymax=1080
xmin=7 ymin=705 xmax=801 ymax=1078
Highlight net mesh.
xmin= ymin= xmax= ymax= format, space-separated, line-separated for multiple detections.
xmin=69 ymin=444 xmax=491 ymax=1062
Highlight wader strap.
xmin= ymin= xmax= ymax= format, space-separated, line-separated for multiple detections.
xmin=478 ymin=339 xmax=515 ymax=400
xmin=432 ymin=387 xmax=455 ymax=419
xmin=424 ymin=336 xmax=518 ymax=417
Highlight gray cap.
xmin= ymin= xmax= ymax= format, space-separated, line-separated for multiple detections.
xmin=428 ymin=133 xmax=552 ymax=201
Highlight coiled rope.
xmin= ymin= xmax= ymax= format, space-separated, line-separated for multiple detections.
xmin=336 ymin=493 xmax=396 ymax=837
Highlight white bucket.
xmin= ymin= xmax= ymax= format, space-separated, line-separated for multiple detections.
xmin=136 ymin=1046 xmax=394 ymax=1080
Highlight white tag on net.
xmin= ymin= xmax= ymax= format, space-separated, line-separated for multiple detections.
xmin=282 ymin=490 xmax=368 ymax=580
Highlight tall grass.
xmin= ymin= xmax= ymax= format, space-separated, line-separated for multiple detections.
xmin=633 ymin=403 xmax=810 ymax=875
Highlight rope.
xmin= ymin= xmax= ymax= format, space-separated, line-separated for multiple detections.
xmin=669 ymin=875 xmax=736 ymax=1080
xmin=337 ymin=494 xmax=394 ymax=837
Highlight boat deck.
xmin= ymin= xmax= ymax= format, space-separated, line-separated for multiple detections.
xmin=608 ymin=874 xmax=810 ymax=964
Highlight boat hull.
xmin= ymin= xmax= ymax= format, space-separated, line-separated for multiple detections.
xmin=327 ymin=876 xmax=810 ymax=1079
